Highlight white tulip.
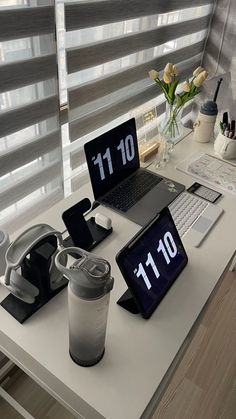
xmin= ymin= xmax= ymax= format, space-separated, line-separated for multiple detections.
xmin=193 ymin=66 xmax=205 ymax=77
xmin=193 ymin=70 xmax=208 ymax=87
xmin=149 ymin=69 xmax=159 ymax=80
xmin=163 ymin=72 xmax=172 ymax=84
xmin=182 ymin=81 xmax=191 ymax=92
xmin=172 ymin=65 xmax=179 ymax=76
xmin=164 ymin=63 xmax=174 ymax=75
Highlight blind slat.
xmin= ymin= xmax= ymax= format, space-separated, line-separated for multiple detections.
xmin=70 ymin=102 xmax=192 ymax=172
xmin=0 ymin=130 xmax=60 ymax=177
xmin=3 ymin=189 xmax=63 ymax=235
xmin=0 ymin=54 xmax=57 ymax=94
xmin=0 ymin=6 xmax=55 ymax=42
xmin=68 ymin=59 xmax=200 ymax=141
xmin=71 ymin=172 xmax=90 ymax=193
xmin=0 ymin=96 xmax=59 ymax=138
xmin=0 ymin=161 xmax=62 ymax=211
xmin=65 ymin=0 xmax=213 ymax=31
xmin=68 ymin=40 xmax=205 ymax=110
xmin=69 ymin=91 xmax=165 ymax=141
xmin=0 ymin=4 xmax=63 ymax=232
xmin=71 ymin=149 xmax=86 ymax=171
xmin=67 ymin=15 xmax=209 ymax=73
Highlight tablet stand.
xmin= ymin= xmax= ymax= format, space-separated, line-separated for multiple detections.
xmin=117 ymin=289 xmax=140 ymax=314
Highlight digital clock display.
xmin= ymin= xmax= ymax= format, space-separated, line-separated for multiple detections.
xmin=116 ymin=207 xmax=188 ymax=318
xmin=84 ymin=118 xmax=139 ymax=200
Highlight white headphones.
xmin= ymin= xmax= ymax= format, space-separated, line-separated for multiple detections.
xmin=0 ymin=224 xmax=66 ymax=304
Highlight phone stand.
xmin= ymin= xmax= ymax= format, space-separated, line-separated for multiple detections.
xmin=117 ymin=289 xmax=140 ymax=314
xmin=63 ymin=199 xmax=112 ymax=252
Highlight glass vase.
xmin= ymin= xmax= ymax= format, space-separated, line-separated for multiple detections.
xmin=155 ymin=134 xmax=169 ymax=169
xmin=160 ymin=101 xmax=184 ymax=150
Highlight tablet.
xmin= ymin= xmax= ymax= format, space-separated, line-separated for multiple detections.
xmin=116 ymin=207 xmax=188 ymax=319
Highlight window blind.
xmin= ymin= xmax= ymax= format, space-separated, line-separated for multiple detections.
xmin=0 ymin=3 xmax=63 ymax=234
xmin=63 ymin=0 xmax=214 ymax=182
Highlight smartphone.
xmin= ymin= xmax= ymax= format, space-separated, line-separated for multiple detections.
xmin=62 ymin=199 xmax=94 ymax=249
xmin=187 ymin=182 xmax=222 ymax=203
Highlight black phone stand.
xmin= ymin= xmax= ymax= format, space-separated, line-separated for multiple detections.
xmin=117 ymin=289 xmax=140 ymax=314
xmin=63 ymin=199 xmax=112 ymax=252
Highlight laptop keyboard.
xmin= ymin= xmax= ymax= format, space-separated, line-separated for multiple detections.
xmin=102 ymin=170 xmax=162 ymax=212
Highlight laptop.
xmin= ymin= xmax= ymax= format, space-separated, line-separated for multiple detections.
xmin=84 ymin=118 xmax=185 ymax=226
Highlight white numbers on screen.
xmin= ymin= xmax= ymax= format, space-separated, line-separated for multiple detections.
xmin=92 ymin=135 xmax=135 ymax=180
xmin=145 ymin=252 xmax=160 ymax=280
xmin=92 ymin=148 xmax=113 ymax=180
xmin=117 ymin=135 xmax=135 ymax=165
xmin=135 ymin=262 xmax=152 ymax=290
xmin=134 ymin=231 xmax=177 ymax=290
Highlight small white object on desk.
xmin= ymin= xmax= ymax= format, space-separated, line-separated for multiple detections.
xmin=193 ymin=101 xmax=218 ymax=143
xmin=214 ymin=132 xmax=236 ymax=160
xmin=95 ymin=213 xmax=112 ymax=230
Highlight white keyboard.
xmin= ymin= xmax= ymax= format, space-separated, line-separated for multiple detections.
xmin=169 ymin=192 xmax=223 ymax=247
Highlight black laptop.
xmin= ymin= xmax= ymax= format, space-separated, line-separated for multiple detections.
xmin=84 ymin=118 xmax=185 ymax=226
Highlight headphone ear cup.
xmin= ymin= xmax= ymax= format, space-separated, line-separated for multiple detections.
xmin=50 ymin=248 xmax=68 ymax=289
xmin=3 ymin=269 xmax=39 ymax=304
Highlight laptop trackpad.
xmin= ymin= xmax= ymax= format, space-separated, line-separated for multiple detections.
xmin=192 ymin=216 xmax=212 ymax=233
xmin=127 ymin=187 xmax=179 ymax=226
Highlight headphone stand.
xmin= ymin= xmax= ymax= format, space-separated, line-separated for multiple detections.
xmin=0 ymin=236 xmax=68 ymax=324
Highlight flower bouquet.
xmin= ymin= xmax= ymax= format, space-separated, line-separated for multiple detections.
xmin=149 ymin=63 xmax=208 ymax=142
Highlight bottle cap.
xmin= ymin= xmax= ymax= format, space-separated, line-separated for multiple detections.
xmin=55 ymin=247 xmax=114 ymax=299
xmin=70 ymin=254 xmax=114 ymax=299
xmin=200 ymin=100 xmax=218 ymax=116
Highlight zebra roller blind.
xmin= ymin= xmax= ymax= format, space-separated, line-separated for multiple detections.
xmin=0 ymin=2 xmax=63 ymax=233
xmin=64 ymin=0 xmax=214 ymax=168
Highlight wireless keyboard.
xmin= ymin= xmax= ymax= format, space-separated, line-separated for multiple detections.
xmin=169 ymin=192 xmax=223 ymax=247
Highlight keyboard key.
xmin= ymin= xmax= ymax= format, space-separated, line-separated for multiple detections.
xmin=102 ymin=170 xmax=162 ymax=212
xmin=169 ymin=192 xmax=209 ymax=237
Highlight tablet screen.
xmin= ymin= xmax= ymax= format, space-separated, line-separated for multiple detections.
xmin=116 ymin=208 xmax=188 ymax=318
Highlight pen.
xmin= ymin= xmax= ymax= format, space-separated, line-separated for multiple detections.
xmin=223 ymin=112 xmax=228 ymax=126
xmin=225 ymin=127 xmax=230 ymax=137
xmin=231 ymin=120 xmax=236 ymax=138
xmin=223 ymin=122 xmax=227 ymax=133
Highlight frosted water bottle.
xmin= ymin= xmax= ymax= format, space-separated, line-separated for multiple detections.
xmin=193 ymin=101 xmax=218 ymax=143
xmin=55 ymin=247 xmax=114 ymax=366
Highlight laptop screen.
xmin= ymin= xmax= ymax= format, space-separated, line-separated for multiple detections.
xmin=84 ymin=118 xmax=140 ymax=200
xmin=116 ymin=207 xmax=188 ymax=318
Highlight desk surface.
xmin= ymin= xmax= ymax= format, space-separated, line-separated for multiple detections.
xmin=1 ymin=135 xmax=236 ymax=419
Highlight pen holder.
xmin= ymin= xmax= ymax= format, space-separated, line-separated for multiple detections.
xmin=214 ymin=132 xmax=236 ymax=160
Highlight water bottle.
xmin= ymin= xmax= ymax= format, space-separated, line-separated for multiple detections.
xmin=55 ymin=247 xmax=114 ymax=367
xmin=193 ymin=101 xmax=218 ymax=143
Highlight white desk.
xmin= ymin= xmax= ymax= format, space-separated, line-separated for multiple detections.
xmin=0 ymin=134 xmax=236 ymax=419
